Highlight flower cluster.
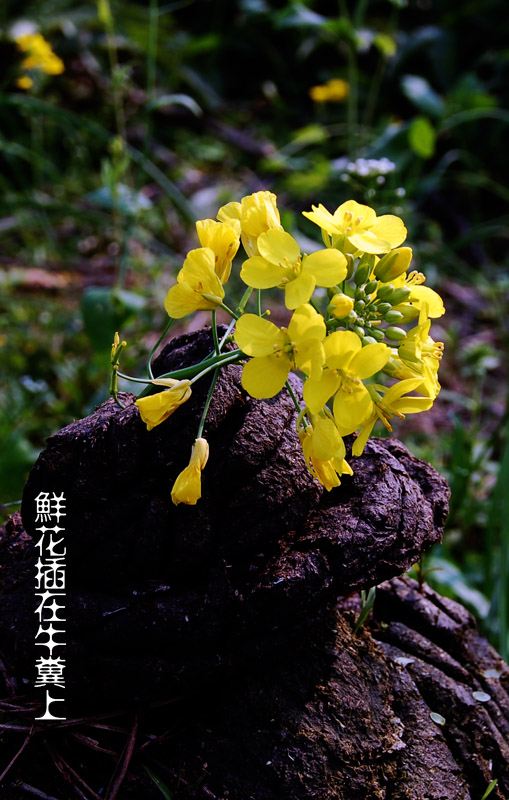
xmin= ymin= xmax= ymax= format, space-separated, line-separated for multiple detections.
xmin=309 ymin=78 xmax=349 ymax=103
xmin=15 ymin=32 xmax=64 ymax=90
xmin=113 ymin=192 xmax=444 ymax=505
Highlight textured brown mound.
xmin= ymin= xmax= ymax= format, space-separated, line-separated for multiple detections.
xmin=0 ymin=327 xmax=507 ymax=800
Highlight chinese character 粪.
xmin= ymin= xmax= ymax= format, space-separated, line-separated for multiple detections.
xmin=35 ymin=656 xmax=66 ymax=688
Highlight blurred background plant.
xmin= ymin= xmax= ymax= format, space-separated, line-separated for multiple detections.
xmin=0 ymin=0 xmax=508 ymax=657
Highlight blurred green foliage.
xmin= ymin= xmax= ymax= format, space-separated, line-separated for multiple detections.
xmin=0 ymin=0 xmax=508 ymax=654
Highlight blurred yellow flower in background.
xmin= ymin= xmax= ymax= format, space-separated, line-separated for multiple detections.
xmin=310 ymin=78 xmax=349 ymax=103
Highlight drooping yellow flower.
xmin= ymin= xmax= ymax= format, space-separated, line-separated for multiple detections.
xmin=352 ymin=378 xmax=434 ymax=456
xmin=171 ymin=438 xmax=209 ymax=505
xmin=16 ymin=33 xmax=64 ymax=76
xmin=240 ymin=229 xmax=348 ymax=310
xmin=234 ymin=304 xmax=326 ymax=399
xmin=384 ymin=352 xmax=441 ymax=400
xmin=135 ymin=379 xmax=192 ymax=431
xmin=302 ymin=330 xmax=391 ymax=436
xmin=303 ymin=199 xmax=406 ymax=255
xmin=196 ymin=218 xmax=241 ymax=285
xmin=164 ymin=247 xmax=225 ymax=318
xmin=218 ymin=191 xmax=283 ymax=257
xmin=309 ymin=78 xmax=349 ymax=103
xmin=299 ymin=414 xmax=353 ymax=490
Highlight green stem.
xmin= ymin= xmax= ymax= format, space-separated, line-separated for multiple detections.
xmin=136 ymin=350 xmax=244 ymax=397
xmin=256 ymin=289 xmax=262 ymax=317
xmin=220 ymin=302 xmax=239 ymax=320
xmin=197 ymin=368 xmax=219 ymax=439
xmin=212 ymin=309 xmax=220 ymax=355
xmin=147 ymin=317 xmax=175 ymax=379
xmin=285 ymin=380 xmax=302 ymax=417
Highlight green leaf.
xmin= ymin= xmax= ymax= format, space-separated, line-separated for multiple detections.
xmin=408 ymin=117 xmax=436 ymax=159
xmin=81 ymin=287 xmax=144 ymax=352
xmin=144 ymin=765 xmax=174 ymax=799
xmin=481 ymin=779 xmax=498 ymax=800
xmin=147 ymin=93 xmax=202 ymax=116
xmin=401 ymin=75 xmax=445 ymax=118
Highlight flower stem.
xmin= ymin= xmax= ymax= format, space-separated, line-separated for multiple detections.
xmin=212 ymin=309 xmax=220 ymax=356
xmin=136 ymin=349 xmax=244 ymax=398
xmin=219 ymin=302 xmax=239 ymax=320
xmin=197 ymin=368 xmax=219 ymax=439
xmin=285 ymin=379 xmax=302 ymax=417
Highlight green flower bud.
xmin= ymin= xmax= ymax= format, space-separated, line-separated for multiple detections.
xmin=370 ymin=327 xmax=385 ymax=342
xmin=354 ymin=262 xmax=371 ymax=286
xmin=385 ymin=326 xmax=407 ymax=341
xmin=345 ymin=254 xmax=355 ymax=280
xmin=354 ymin=300 xmax=366 ymax=312
xmin=393 ymin=303 xmax=420 ymax=323
xmin=376 ymin=302 xmax=392 ymax=314
xmin=364 ymin=280 xmax=378 ymax=295
xmin=384 ymin=309 xmax=404 ymax=323
xmin=353 ymin=325 xmax=365 ymax=338
xmin=374 ymin=247 xmax=413 ymax=282
xmin=347 ymin=310 xmax=358 ymax=322
xmin=362 ymin=336 xmax=377 ymax=346
xmin=376 ymin=284 xmax=395 ymax=302
xmin=390 ymin=287 xmax=412 ymax=305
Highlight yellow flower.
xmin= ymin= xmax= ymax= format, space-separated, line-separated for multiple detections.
xmin=397 ymin=305 xmax=444 ymax=370
xmin=303 ymin=199 xmax=407 ymax=255
xmin=218 ymin=191 xmax=283 ymax=257
xmin=352 ymin=378 xmax=434 ymax=456
xmin=309 ymin=78 xmax=349 ymax=103
xmin=135 ymin=379 xmax=192 ymax=431
xmin=328 ymin=292 xmax=354 ymax=319
xmin=164 ymin=248 xmax=225 ymax=318
xmin=234 ymin=304 xmax=326 ymax=399
xmin=171 ymin=438 xmax=209 ymax=505
xmin=196 ymin=218 xmax=241 ymax=285
xmin=16 ymin=75 xmax=34 ymax=90
xmin=299 ymin=414 xmax=353 ymax=490
xmin=384 ymin=353 xmax=441 ymax=400
xmin=240 ymin=229 xmax=348 ymax=310
xmin=383 ymin=268 xmax=445 ymax=320
xmin=302 ymin=330 xmax=390 ymax=435
xmin=16 ymin=33 xmax=64 ymax=76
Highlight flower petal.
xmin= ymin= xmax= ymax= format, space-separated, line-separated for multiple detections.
xmin=408 ymin=285 xmax=445 ymax=318
xmin=312 ymin=417 xmax=345 ymax=461
xmin=257 ymin=229 xmax=301 ymax=266
xmin=303 ymin=370 xmax=341 ymax=414
xmin=333 ymin=383 xmax=374 ymax=435
xmin=350 ymin=342 xmax=390 ymax=380
xmin=288 ymin=303 xmax=326 ymax=343
xmin=370 ymin=214 xmax=407 ymax=249
xmin=302 ymin=248 xmax=347 ymax=287
xmin=240 ymin=256 xmax=285 ymax=289
xmin=284 ymin=272 xmax=316 ymax=309
xmin=324 ymin=330 xmax=361 ymax=370
xmin=241 ymin=355 xmax=289 ymax=398
xmin=234 ymin=313 xmax=282 ymax=357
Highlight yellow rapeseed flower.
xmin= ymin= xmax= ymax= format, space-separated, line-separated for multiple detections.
xmin=218 ymin=190 xmax=283 ymax=257
xmin=352 ymin=378 xmax=434 ymax=456
xmin=16 ymin=32 xmax=64 ymax=76
xmin=16 ymin=75 xmax=34 ymax=90
xmin=164 ymin=247 xmax=225 ymax=318
xmin=309 ymin=78 xmax=349 ymax=103
xmin=135 ymin=379 xmax=192 ymax=431
xmin=171 ymin=438 xmax=209 ymax=505
xmin=303 ymin=199 xmax=406 ymax=255
xmin=196 ymin=218 xmax=241 ymax=285
xmin=240 ymin=229 xmax=347 ymax=310
xmin=234 ymin=303 xmax=326 ymax=398
xmin=303 ymin=330 xmax=390 ymax=436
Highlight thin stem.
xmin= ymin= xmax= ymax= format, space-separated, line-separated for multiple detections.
xmin=218 ymin=317 xmax=237 ymax=349
xmin=212 ymin=309 xmax=220 ymax=355
xmin=285 ymin=380 xmax=302 ymax=416
xmin=147 ymin=317 xmax=175 ymax=379
xmin=256 ymin=289 xmax=262 ymax=317
xmin=219 ymin=302 xmax=239 ymax=320
xmin=197 ymin=369 xmax=219 ymax=439
xmin=136 ymin=350 xmax=244 ymax=397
